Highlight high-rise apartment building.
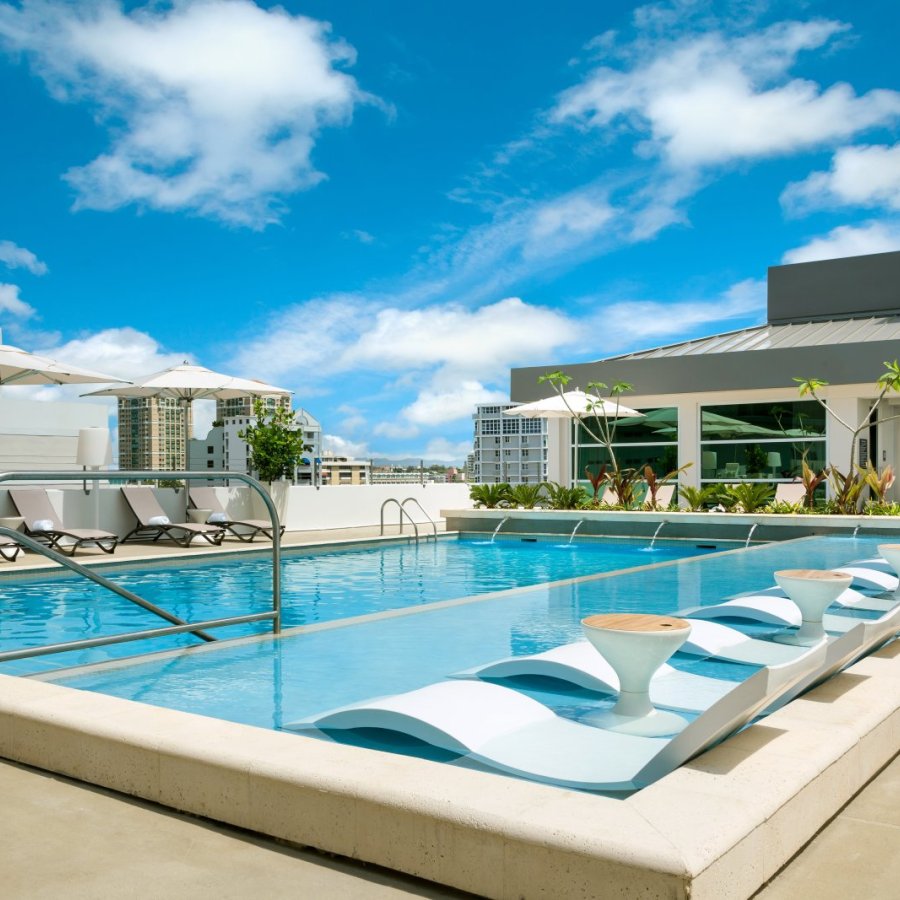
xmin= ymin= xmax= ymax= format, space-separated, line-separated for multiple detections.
xmin=117 ymin=397 xmax=192 ymax=470
xmin=215 ymin=396 xmax=291 ymax=419
xmin=470 ymin=404 xmax=547 ymax=484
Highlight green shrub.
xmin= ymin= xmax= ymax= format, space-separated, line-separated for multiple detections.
xmin=506 ymin=483 xmax=546 ymax=509
xmin=469 ymin=483 xmax=511 ymax=509
xmin=721 ymin=482 xmax=775 ymax=513
xmin=544 ymin=482 xmax=588 ymax=510
xmin=678 ymin=485 xmax=720 ymax=511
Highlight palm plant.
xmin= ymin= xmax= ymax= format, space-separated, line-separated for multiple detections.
xmin=544 ymin=482 xmax=588 ymax=510
xmin=506 ymin=482 xmax=546 ymax=509
xmin=469 ymin=483 xmax=511 ymax=509
xmin=721 ymin=482 xmax=775 ymax=513
xmin=678 ymin=485 xmax=720 ymax=511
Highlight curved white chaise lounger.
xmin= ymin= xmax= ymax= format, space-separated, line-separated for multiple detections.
xmin=453 ymin=641 xmax=738 ymax=713
xmin=288 ymin=641 xmax=828 ymax=792
xmin=456 ymin=603 xmax=900 ymax=708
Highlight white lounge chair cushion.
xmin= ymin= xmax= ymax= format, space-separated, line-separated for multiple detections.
xmin=31 ymin=519 xmax=54 ymax=531
xmin=207 ymin=512 xmax=227 ymax=524
xmin=148 ymin=515 xmax=170 ymax=526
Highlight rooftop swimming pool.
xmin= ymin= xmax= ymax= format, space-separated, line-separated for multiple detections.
xmin=16 ymin=534 xmax=887 ymax=747
xmin=0 ymin=534 xmax=716 ymax=675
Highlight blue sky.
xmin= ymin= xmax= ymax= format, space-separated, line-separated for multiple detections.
xmin=1 ymin=0 xmax=898 ymax=463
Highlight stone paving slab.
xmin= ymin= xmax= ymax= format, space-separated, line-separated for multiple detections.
xmin=0 ymin=759 xmax=469 ymax=900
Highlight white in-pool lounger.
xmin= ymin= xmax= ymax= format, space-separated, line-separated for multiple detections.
xmin=683 ymin=594 xmax=896 ymax=628
xmin=288 ymin=642 xmax=827 ymax=792
xmin=831 ymin=565 xmax=898 ymax=593
xmin=453 ymin=641 xmax=737 ymax=713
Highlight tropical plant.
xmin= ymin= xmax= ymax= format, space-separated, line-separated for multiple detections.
xmin=469 ymin=483 xmax=511 ymax=509
xmin=863 ymin=500 xmax=900 ymax=516
xmin=861 ymin=462 xmax=895 ymax=504
xmin=744 ymin=444 xmax=767 ymax=476
xmin=765 ymin=499 xmax=805 ymax=515
xmin=239 ymin=398 xmax=312 ymax=483
xmin=506 ymin=482 xmax=545 ymax=509
xmin=795 ymin=360 xmax=900 ymax=489
xmin=800 ymin=460 xmax=827 ymax=509
xmin=678 ymin=485 xmax=720 ymax=511
xmin=826 ymin=466 xmax=866 ymax=515
xmin=643 ymin=463 xmax=692 ymax=510
xmin=605 ymin=466 xmax=643 ymax=508
xmin=721 ymin=482 xmax=775 ymax=513
xmin=584 ymin=464 xmax=608 ymax=503
xmin=544 ymin=482 xmax=588 ymax=510
xmin=538 ymin=371 xmax=634 ymax=471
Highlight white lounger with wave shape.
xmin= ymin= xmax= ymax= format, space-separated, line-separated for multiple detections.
xmin=288 ymin=642 xmax=828 ymax=792
xmin=454 ymin=641 xmax=737 ymax=712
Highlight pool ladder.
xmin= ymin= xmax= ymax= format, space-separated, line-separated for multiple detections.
xmin=380 ymin=498 xmax=438 ymax=544
xmin=0 ymin=469 xmax=283 ymax=666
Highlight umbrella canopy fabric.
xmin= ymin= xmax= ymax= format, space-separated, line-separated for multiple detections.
xmin=83 ymin=363 xmax=293 ymax=474
xmin=503 ymin=390 xmax=642 ymax=420
xmin=0 ymin=342 xmax=126 ymax=386
xmin=82 ymin=363 xmax=291 ymax=402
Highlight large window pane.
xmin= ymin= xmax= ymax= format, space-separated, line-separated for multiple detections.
xmin=701 ymin=401 xmax=825 ymax=439
xmin=699 ymin=440 xmax=826 ymax=480
xmin=576 ymin=407 xmax=678 ymax=445
xmin=578 ymin=444 xmax=679 ymax=478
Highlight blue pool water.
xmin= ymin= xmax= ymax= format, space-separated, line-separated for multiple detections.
xmin=0 ymin=535 xmax=715 ymax=675
xmin=26 ymin=535 xmax=891 ymax=737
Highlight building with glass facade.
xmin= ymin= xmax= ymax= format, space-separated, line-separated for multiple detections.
xmin=510 ymin=250 xmax=900 ymax=497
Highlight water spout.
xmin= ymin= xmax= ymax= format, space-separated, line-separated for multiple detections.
xmin=648 ymin=521 xmax=667 ymax=550
xmin=490 ymin=516 xmax=510 ymax=544
xmin=852 ymin=524 xmax=861 ymax=537
xmin=567 ymin=519 xmax=586 ymax=545
xmin=745 ymin=523 xmax=759 ymax=548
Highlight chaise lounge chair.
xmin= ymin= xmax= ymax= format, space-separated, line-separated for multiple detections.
xmin=454 ymin=641 xmax=737 ymax=713
xmin=0 ymin=540 xmax=20 ymax=562
xmin=287 ymin=641 xmax=828 ymax=792
xmin=120 ymin=486 xmax=225 ymax=548
xmin=9 ymin=488 xmax=118 ymax=557
xmin=188 ymin=487 xmax=284 ymax=542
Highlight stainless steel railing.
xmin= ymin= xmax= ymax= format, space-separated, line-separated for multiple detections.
xmin=0 ymin=470 xmax=282 ymax=664
xmin=401 ymin=497 xmax=438 ymax=541
xmin=379 ymin=497 xmax=420 ymax=543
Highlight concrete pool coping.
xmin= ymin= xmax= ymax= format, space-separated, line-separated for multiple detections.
xmin=0 ymin=639 xmax=898 ymax=899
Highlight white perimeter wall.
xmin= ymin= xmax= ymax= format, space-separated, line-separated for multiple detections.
xmin=0 ymin=482 xmax=473 ymax=536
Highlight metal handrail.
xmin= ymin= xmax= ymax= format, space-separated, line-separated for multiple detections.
xmin=379 ymin=498 xmax=419 ymax=543
xmin=401 ymin=497 xmax=438 ymax=541
xmin=0 ymin=469 xmax=282 ymax=664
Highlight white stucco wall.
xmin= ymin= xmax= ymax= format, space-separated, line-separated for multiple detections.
xmin=0 ymin=482 xmax=473 ymax=536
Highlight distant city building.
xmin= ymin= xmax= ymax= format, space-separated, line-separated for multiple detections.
xmin=0 ymin=395 xmax=107 ymax=472
xmin=470 ymin=404 xmax=548 ymax=483
xmin=464 ymin=452 xmax=476 ymax=482
xmin=215 ymin=396 xmax=291 ymax=419
xmin=369 ymin=468 xmax=443 ymax=485
xmin=319 ymin=452 xmax=370 ymax=485
xmin=118 ymin=397 xmax=191 ymax=470
xmin=188 ymin=407 xmax=322 ymax=483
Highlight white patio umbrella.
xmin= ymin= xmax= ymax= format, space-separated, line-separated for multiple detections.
xmin=0 ymin=341 xmax=127 ymax=386
xmin=503 ymin=389 xmax=642 ymax=420
xmin=83 ymin=362 xmax=293 ymax=472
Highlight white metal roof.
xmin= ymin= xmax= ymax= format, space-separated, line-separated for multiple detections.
xmin=603 ymin=316 xmax=900 ymax=361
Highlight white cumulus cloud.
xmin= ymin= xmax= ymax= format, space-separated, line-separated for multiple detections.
xmin=552 ymin=20 xmax=900 ymax=169
xmin=782 ymin=222 xmax=900 ymax=264
xmin=0 ymin=0 xmax=372 ymax=227
xmin=782 ymin=144 xmax=900 ymax=214
xmin=0 ymin=283 xmax=37 ymax=319
xmin=0 ymin=240 xmax=48 ymax=275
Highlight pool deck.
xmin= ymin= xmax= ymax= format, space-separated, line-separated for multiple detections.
xmin=1 ymin=525 xmax=899 ymax=898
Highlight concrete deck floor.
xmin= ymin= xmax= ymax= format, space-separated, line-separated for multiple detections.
xmin=3 ymin=526 xmax=899 ymax=897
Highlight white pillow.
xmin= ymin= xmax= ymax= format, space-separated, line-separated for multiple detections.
xmin=207 ymin=512 xmax=227 ymax=524
xmin=148 ymin=515 xmax=170 ymax=526
xmin=32 ymin=519 xmax=55 ymax=532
